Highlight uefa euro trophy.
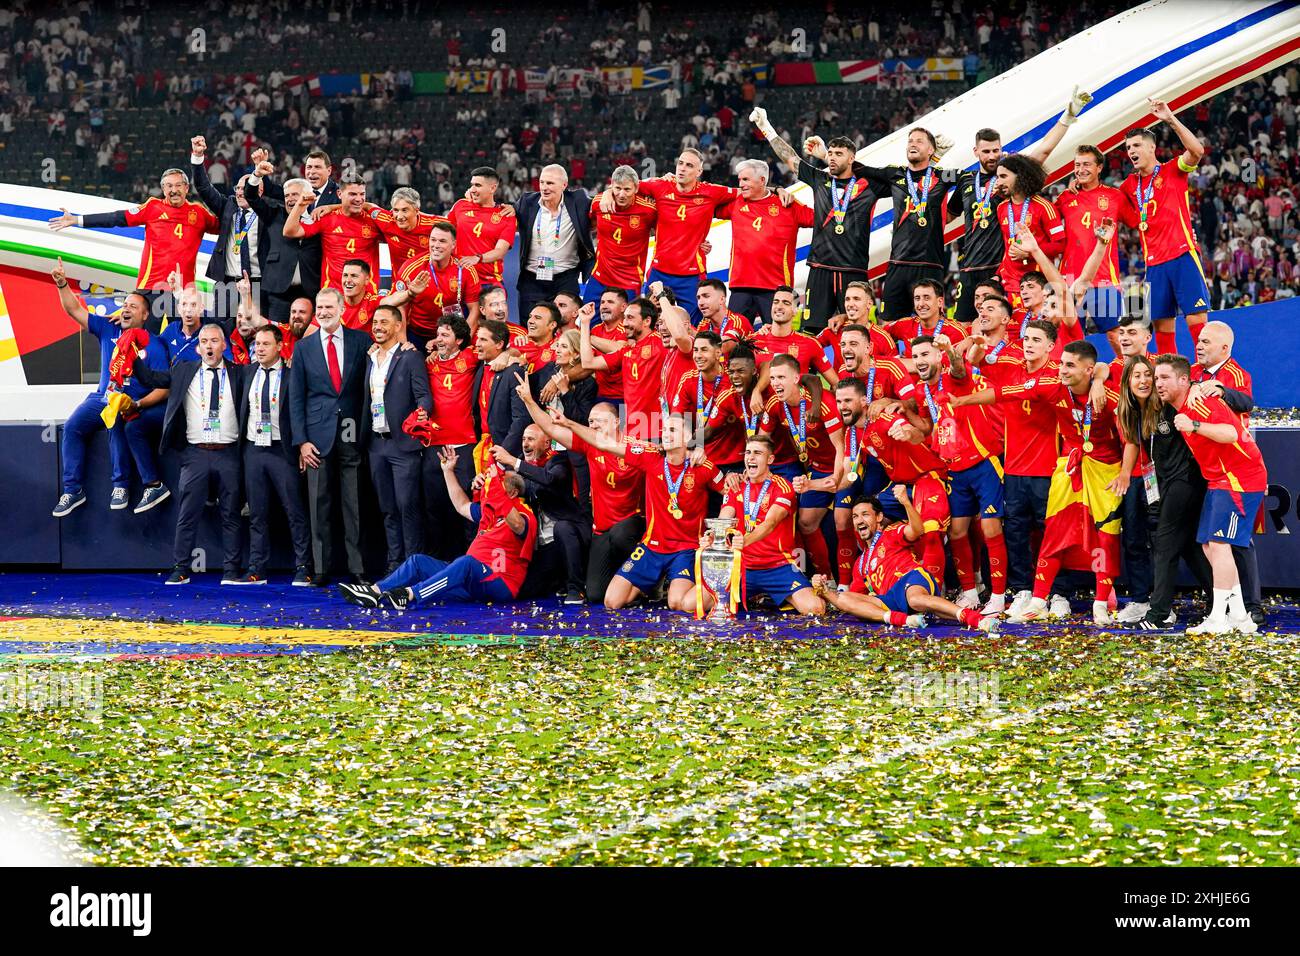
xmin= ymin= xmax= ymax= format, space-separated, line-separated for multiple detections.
xmin=699 ymin=516 xmax=740 ymax=624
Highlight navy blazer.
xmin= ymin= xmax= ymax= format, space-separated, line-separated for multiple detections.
xmin=190 ymin=159 xmax=270 ymax=282
xmin=131 ymin=358 xmax=249 ymax=452
xmin=237 ymin=361 xmax=296 ymax=460
xmin=287 ymin=325 xmax=371 ymax=455
xmin=515 ymin=452 xmax=584 ymax=524
xmin=255 ymin=177 xmax=339 ymax=295
xmin=360 ymin=346 xmax=433 ymax=455
xmin=513 ymin=187 xmax=596 ymax=283
xmin=470 ymin=362 xmax=529 ymax=458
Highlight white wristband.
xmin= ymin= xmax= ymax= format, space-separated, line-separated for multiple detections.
xmin=190 ymin=153 xmax=204 ymax=164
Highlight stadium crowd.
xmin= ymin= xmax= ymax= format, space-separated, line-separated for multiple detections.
xmin=39 ymin=19 xmax=1278 ymax=638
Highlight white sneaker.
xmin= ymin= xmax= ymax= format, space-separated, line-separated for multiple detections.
xmin=955 ymin=588 xmax=981 ymax=610
xmin=1007 ymin=590 xmax=1032 ymax=617
xmin=1223 ymin=612 xmax=1258 ymax=635
xmin=1187 ymin=614 xmax=1230 ymax=636
xmin=981 ymin=592 xmax=1006 ymax=616
xmin=1164 ymin=611 xmax=1177 ymax=626
xmin=1007 ymin=596 xmax=1049 ymax=624
xmin=903 ymin=614 xmax=927 ymax=628
xmin=1115 ymin=601 xmax=1150 ymax=624
xmin=1049 ymin=594 xmax=1072 ymax=619
xmin=1092 ymin=600 xmax=1113 ymax=626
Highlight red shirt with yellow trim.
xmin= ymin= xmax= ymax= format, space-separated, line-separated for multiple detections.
xmin=994 ymin=377 xmax=1123 ymax=464
xmin=1191 ymin=358 xmax=1253 ymax=429
xmin=394 ymin=254 xmax=483 ymax=336
xmin=589 ymin=196 xmax=657 ymax=290
xmin=518 ymin=336 xmax=558 ymax=375
xmin=340 ymin=291 xmax=384 ymax=336
xmin=852 ymin=523 xmax=925 ymax=596
xmin=123 ymin=197 xmax=220 ymax=289
xmin=698 ymin=309 xmax=754 ymax=344
xmin=865 ymin=411 xmax=949 ymax=483
xmin=448 ymin=199 xmax=516 ymax=285
xmin=591 ymin=319 xmax=627 ymax=398
xmin=759 ymin=393 xmax=842 ymax=473
xmin=466 ymin=470 xmax=536 ymax=596
xmin=722 ymin=475 xmax=798 ymax=569
xmin=371 ymin=209 xmax=446 ymax=269
xmin=637 ymin=179 xmax=737 ymax=276
xmin=752 ymin=328 xmax=834 ymax=377
xmin=299 ymin=207 xmax=382 ymax=292
xmin=425 ymin=348 xmax=480 ymax=446
xmin=837 ymin=356 xmax=915 ymax=402
xmin=1055 ymin=184 xmax=1135 ymax=287
xmin=976 ymin=350 xmax=1060 ymax=478
xmin=569 ymin=433 xmax=645 ymax=534
xmin=1177 ymin=393 xmax=1267 ymax=493
xmin=885 ymin=316 xmax=968 ymax=359
xmin=996 ymin=195 xmax=1065 ymax=296
xmin=716 ymin=191 xmax=814 ymax=289
xmin=603 ymin=334 xmax=668 ymax=440
xmin=1120 ymin=157 xmax=1201 ymax=268
xmin=674 ymin=369 xmax=743 ymax=465
xmin=622 ymin=441 xmax=724 ymax=553
xmin=912 ymin=371 xmax=1002 ymax=472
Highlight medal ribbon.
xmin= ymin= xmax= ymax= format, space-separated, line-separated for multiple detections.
xmin=905 ymin=166 xmax=933 ymax=221
xmin=1135 ymin=163 xmax=1160 ymax=230
xmin=1007 ymin=197 xmax=1031 ymax=241
xmin=973 ymin=171 xmax=993 ymax=220
xmin=696 ymin=373 xmax=723 ymax=422
xmin=781 ymin=396 xmax=808 ymax=462
xmin=663 ymin=456 xmax=688 ymax=511
xmin=742 ymin=478 xmax=772 ymax=532
xmin=430 ymin=261 xmax=464 ymax=309
xmin=825 ymin=176 xmax=858 ymax=229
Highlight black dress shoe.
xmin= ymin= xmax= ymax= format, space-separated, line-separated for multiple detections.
xmin=311 ymin=575 xmax=331 ymax=588
xmin=1249 ymin=607 xmax=1267 ymax=628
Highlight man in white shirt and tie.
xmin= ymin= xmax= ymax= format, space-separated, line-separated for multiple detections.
xmin=190 ymin=135 xmax=264 ymax=322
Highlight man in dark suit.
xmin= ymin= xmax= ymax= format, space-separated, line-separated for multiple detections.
xmin=189 ymin=135 xmax=270 ymax=322
xmin=288 ymin=286 xmax=371 ymax=585
xmin=513 ymin=164 xmax=595 ymax=319
xmin=246 ymin=148 xmax=338 ymax=325
xmin=231 ymin=324 xmax=313 ymax=586
xmin=362 ymin=304 xmax=433 ymax=572
xmin=471 ymin=319 xmax=530 ymax=459
xmin=129 ymin=322 xmax=245 ymax=585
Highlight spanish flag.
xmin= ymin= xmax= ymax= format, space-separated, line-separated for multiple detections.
xmin=1040 ymin=449 xmax=1122 ymax=576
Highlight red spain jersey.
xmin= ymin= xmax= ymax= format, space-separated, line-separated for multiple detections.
xmin=723 ymin=475 xmax=799 ymax=569
xmin=394 ymin=255 xmax=483 ymax=337
xmin=426 ymin=349 xmax=480 ymax=446
xmin=661 ymin=345 xmax=695 ymax=409
xmin=591 ymin=319 xmax=627 ymax=398
xmin=448 ymin=199 xmax=517 ymax=285
xmin=1177 ymin=393 xmax=1267 ymax=493
xmin=710 ymin=386 xmax=796 ymax=463
xmin=299 ymin=208 xmax=382 ymax=292
xmin=623 ymin=442 xmax=724 ymax=553
xmin=819 ymin=323 xmax=895 ymax=369
xmin=123 ymin=198 xmax=219 ymax=289
xmin=673 ymin=369 xmax=743 ymax=465
xmin=341 ymin=291 xmax=383 ymax=335
xmin=466 ymin=473 xmax=536 ymax=596
xmin=1120 ymin=157 xmax=1200 ymax=268
xmin=760 ymin=393 xmax=842 ymax=473
xmin=884 ymin=316 xmax=968 ymax=359
xmin=589 ymin=196 xmax=657 ymax=290
xmin=717 ymin=191 xmax=814 ymax=288
xmin=698 ymin=309 xmax=753 ymax=344
xmin=518 ymin=336 xmax=558 ymax=375
xmin=854 ymin=523 xmax=924 ymax=596
xmin=913 ymin=372 xmax=1002 ymax=471
xmin=995 ymin=377 xmax=1123 ymax=464
xmin=1055 ymin=184 xmax=1134 ymax=287
xmin=569 ymin=433 xmax=645 ymax=533
xmin=372 ymin=208 xmax=446 ymax=269
xmin=1191 ymin=359 xmax=1253 ymax=429
xmin=638 ymin=179 xmax=736 ymax=276
xmin=603 ymin=334 xmax=668 ymax=440
xmin=836 ymin=356 xmax=915 ymax=402
xmin=752 ymin=328 xmax=834 ymax=377
xmin=865 ymin=411 xmax=948 ymax=483
xmin=996 ymin=195 xmax=1065 ymax=300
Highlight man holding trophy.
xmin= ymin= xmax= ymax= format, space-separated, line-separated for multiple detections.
xmin=688 ymin=435 xmax=826 ymax=620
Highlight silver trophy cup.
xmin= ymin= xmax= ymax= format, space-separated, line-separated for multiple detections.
xmin=699 ymin=516 xmax=740 ymax=623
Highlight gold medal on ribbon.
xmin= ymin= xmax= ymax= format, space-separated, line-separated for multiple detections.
xmin=834 ymin=223 xmax=845 ymax=235
xmin=1083 ymin=441 xmax=1094 ymax=453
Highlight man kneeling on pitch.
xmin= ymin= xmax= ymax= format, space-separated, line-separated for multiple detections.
xmin=686 ymin=435 xmax=825 ymax=617
xmin=814 ymin=488 xmax=998 ymax=632
xmin=338 ymin=448 xmax=536 ymax=609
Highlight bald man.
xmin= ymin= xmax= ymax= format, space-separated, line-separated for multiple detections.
xmin=1189 ymin=321 xmax=1263 ymax=627
xmin=515 ymin=163 xmax=596 ymax=320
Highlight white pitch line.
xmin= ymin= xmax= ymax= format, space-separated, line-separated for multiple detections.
xmin=484 ymin=665 xmax=1172 ymax=866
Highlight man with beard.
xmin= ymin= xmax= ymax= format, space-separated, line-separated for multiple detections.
xmin=283 ymin=169 xmax=381 ymax=293
xmin=389 ymin=221 xmax=482 ymax=351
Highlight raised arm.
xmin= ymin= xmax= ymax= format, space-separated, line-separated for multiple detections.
xmin=892 ymin=484 xmax=925 ymax=543
xmin=1021 ymin=86 xmax=1092 ymax=165
xmin=49 ymin=257 xmax=88 ymax=329
xmin=579 ymin=309 xmax=610 ymax=371
xmin=188 ymin=135 xmax=228 ymax=216
xmin=440 ymin=448 xmax=475 ymax=519
xmin=515 ymin=371 xmax=576 ymax=448
xmin=281 ymin=191 xmax=310 ymax=238
xmin=749 ymin=107 xmax=804 ymax=178
xmin=1150 ymin=97 xmax=1204 ymax=168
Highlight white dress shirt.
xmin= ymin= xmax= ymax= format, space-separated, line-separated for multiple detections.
xmin=185 ymin=362 xmax=239 ymax=445
xmin=369 ymin=344 xmax=398 ymax=433
xmin=319 ymin=325 xmax=345 ymax=379
xmin=224 ymin=205 xmax=260 ymax=279
xmin=531 ymin=199 xmax=580 ymax=273
xmin=246 ymin=360 xmax=284 ymax=442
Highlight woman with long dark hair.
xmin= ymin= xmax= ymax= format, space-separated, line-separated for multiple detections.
xmin=1115 ymin=354 xmax=1212 ymax=629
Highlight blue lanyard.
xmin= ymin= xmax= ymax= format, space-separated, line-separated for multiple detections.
xmin=663 ymin=456 xmax=688 ymax=502
xmin=536 ymin=205 xmax=564 ymax=243
xmin=859 ymin=530 xmax=883 ymax=586
xmin=781 ymin=397 xmax=808 ymax=456
xmin=696 ymin=373 xmax=723 ymax=421
xmin=922 ymin=378 xmax=944 ymax=421
xmin=989 ymin=339 xmax=1007 ymax=360
xmin=905 ymin=166 xmax=933 ymax=216
xmin=1008 ymin=197 xmax=1031 ymax=240
xmin=742 ymin=478 xmax=772 ymax=531
xmin=847 ymin=424 xmax=863 ymax=474
xmin=865 ymin=363 xmax=876 ymax=401
xmin=1136 ymin=163 xmax=1161 ymax=225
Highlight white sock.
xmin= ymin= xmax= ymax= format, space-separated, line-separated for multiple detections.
xmin=1211 ymin=588 xmax=1231 ymax=619
xmin=1226 ymin=585 xmax=1246 ymax=619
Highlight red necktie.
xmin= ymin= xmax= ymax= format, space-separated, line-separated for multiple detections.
xmin=327 ymin=333 xmax=342 ymax=393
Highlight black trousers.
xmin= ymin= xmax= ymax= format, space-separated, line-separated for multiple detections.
xmin=553 ymin=518 xmax=591 ymax=593
xmin=586 ymin=513 xmax=645 ymax=600
xmin=880 ymin=262 xmax=944 ymax=323
xmin=369 ymin=435 xmax=424 ymax=569
xmin=173 ymin=443 xmax=242 ymax=574
xmin=728 ymin=288 xmax=775 ymax=326
xmin=305 ymin=421 xmax=364 ymax=578
xmin=805 ymin=265 xmax=868 ymax=332
xmin=954 ymin=266 xmax=998 ymax=324
xmin=517 ymin=267 xmax=582 ymax=321
xmin=1233 ymin=543 xmax=1263 ymax=613
xmin=1148 ymin=477 xmax=1213 ymax=623
xmin=1004 ymin=474 xmax=1049 ymax=594
xmin=244 ymin=441 xmax=312 ymax=573
xmin=423 ymin=443 xmax=476 ymax=559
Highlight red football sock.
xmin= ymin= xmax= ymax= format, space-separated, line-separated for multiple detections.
xmin=1095 ymin=575 xmax=1114 ymax=605
xmin=1155 ymin=329 xmax=1178 ymax=356
xmin=1033 ymin=555 xmax=1062 ymax=600
xmin=985 ymin=531 xmax=1007 ymax=596
xmin=950 ymin=534 xmax=976 ymax=590
xmin=835 ymin=525 xmax=857 ymax=585
xmin=921 ymin=532 xmax=945 ymax=580
xmin=888 ymin=610 xmax=909 ymax=626
xmin=960 ymin=608 xmax=983 ymax=629
xmin=800 ymin=529 xmax=831 ymax=578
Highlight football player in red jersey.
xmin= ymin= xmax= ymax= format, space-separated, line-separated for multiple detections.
xmin=449 ymin=167 xmax=517 ymax=288
xmin=1057 ymin=145 xmax=1138 ymax=356
xmin=1158 ymin=355 xmax=1266 ymax=635
xmin=590 ymin=289 xmax=629 ymax=403
xmin=389 ymin=222 xmax=483 ymax=351
xmin=690 ymin=435 xmax=826 ymax=617
xmin=518 ymin=301 xmax=561 ymax=380
xmin=585 ymin=164 xmax=657 ymax=304
xmin=837 ymin=324 xmax=915 ymax=404
xmin=695 ymin=279 xmax=754 ymax=349
xmin=704 ymin=343 xmax=781 ymax=470
xmin=748 ymin=285 xmax=838 ymax=416
xmin=672 ymin=329 xmax=742 ymax=473
xmin=1090 ymin=314 xmax=1153 ymax=394
xmin=423 ymin=314 xmax=480 ymax=554
xmin=993 ymin=154 xmax=1065 ymax=308
xmin=49 ymin=166 xmax=220 ymax=322
xmin=1012 ymin=223 xmax=1119 ymax=360
xmin=820 ymin=280 xmax=892 ymax=369
xmin=337 ymin=259 xmax=387 ymax=336
xmin=373 ymin=187 xmax=446 ymax=268
xmin=652 ymin=285 xmax=698 ymax=407
xmin=814 ymin=490 xmax=997 ymax=632
xmin=759 ymin=354 xmax=845 ymax=578
xmin=908 ymin=335 xmax=1009 ymax=615
xmin=617 ymin=148 xmax=738 ymax=323
xmin=886 ymin=279 xmax=967 ymax=368
xmin=715 ymin=158 xmax=814 ymax=324
xmin=833 ymin=377 xmax=881 ymax=587
xmin=1120 ymin=98 xmax=1209 ymax=356
xmin=283 ymin=170 xmax=382 ymax=293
